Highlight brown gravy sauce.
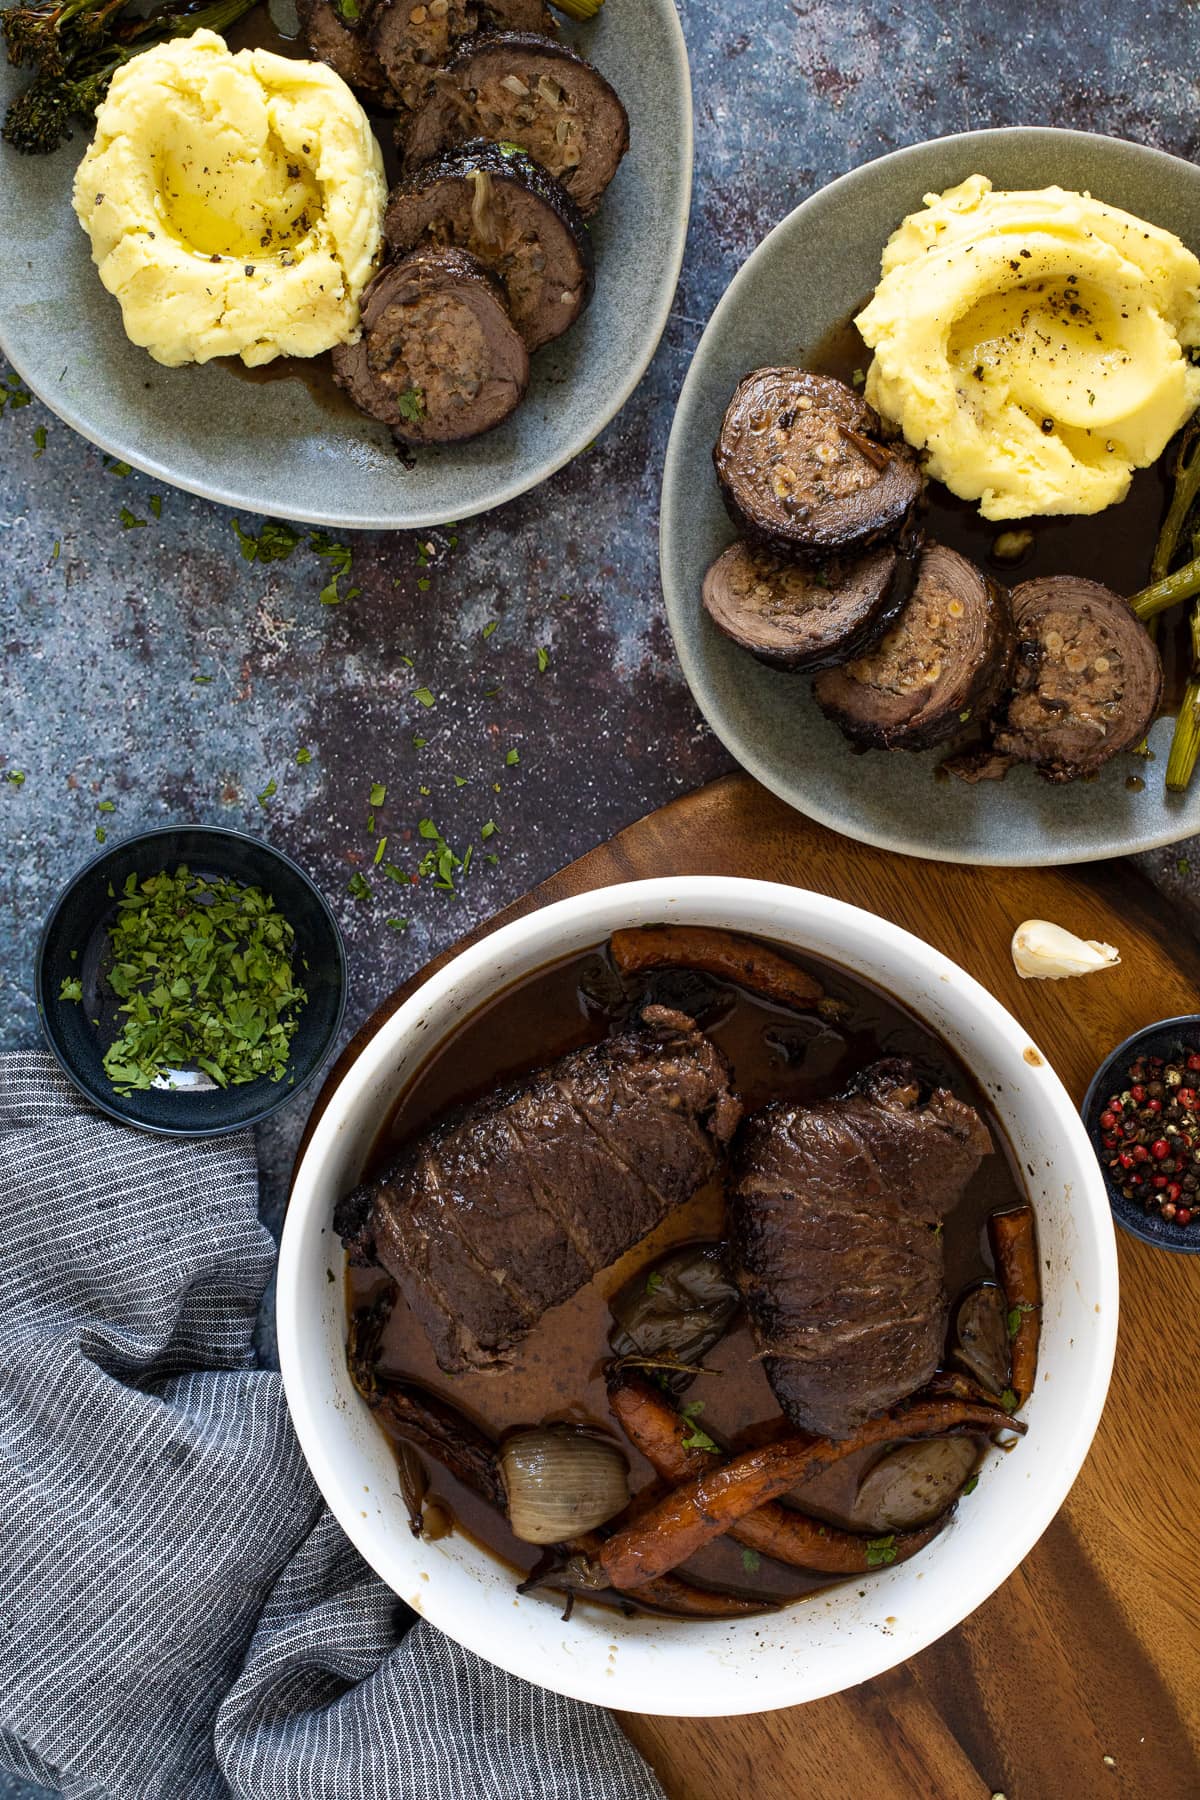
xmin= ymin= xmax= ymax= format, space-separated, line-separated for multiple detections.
xmin=808 ymin=315 xmax=1186 ymax=716
xmin=346 ymin=940 xmax=1028 ymax=1609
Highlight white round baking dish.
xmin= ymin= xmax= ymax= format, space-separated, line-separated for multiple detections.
xmin=278 ymin=876 xmax=1117 ymax=1716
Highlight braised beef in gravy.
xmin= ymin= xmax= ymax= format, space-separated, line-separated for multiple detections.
xmin=344 ymin=933 xmax=1032 ymax=1614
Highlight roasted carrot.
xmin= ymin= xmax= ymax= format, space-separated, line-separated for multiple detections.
xmin=609 ymin=1375 xmax=948 ymax=1575
xmin=583 ymin=1394 xmax=1022 ymax=1592
xmin=370 ymin=1376 xmax=768 ymax=1615
xmin=988 ymin=1204 xmax=1042 ymax=1406
xmin=625 ymin=1572 xmax=775 ymax=1618
xmin=609 ymin=926 xmax=823 ymax=1011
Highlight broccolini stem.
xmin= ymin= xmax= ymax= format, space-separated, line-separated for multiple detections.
xmin=1129 ymin=555 xmax=1200 ymax=623
xmin=1166 ymin=676 xmax=1200 ymax=792
xmin=1151 ymin=417 xmax=1200 ymax=584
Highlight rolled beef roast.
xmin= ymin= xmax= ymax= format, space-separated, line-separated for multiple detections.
xmin=370 ymin=0 xmax=555 ymax=113
xmin=714 ymin=369 xmax=922 ymax=559
xmin=334 ymin=248 xmax=529 ymax=442
xmin=989 ymin=576 xmax=1163 ymax=784
xmin=731 ymin=1059 xmax=993 ymax=1438
xmin=701 ymin=531 xmax=920 ymax=673
xmin=297 ymin=0 xmax=393 ymax=104
xmin=385 ymin=141 xmax=592 ymax=350
xmin=813 ymin=544 xmax=1014 ymax=751
xmin=400 ymin=34 xmax=629 ymax=216
xmin=337 ymin=1007 xmax=742 ymax=1375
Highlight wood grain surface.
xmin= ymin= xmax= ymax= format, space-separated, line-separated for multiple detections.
xmin=301 ymin=773 xmax=1200 ymax=1800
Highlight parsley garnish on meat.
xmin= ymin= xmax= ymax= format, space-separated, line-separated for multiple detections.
xmin=95 ymin=867 xmax=305 ymax=1094
xmin=679 ymin=1400 xmax=719 ymax=1454
xmin=397 ymin=388 xmax=426 ymax=423
xmin=865 ymin=1536 xmax=898 ymax=1567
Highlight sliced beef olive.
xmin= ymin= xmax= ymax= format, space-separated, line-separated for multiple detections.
xmin=385 ymin=141 xmax=592 ymax=351
xmin=714 ymin=369 xmax=922 ymax=559
xmin=990 ymin=576 xmax=1163 ymax=784
xmin=400 ymin=33 xmax=629 ymax=216
xmin=813 ymin=544 xmax=1015 ymax=752
xmin=701 ymin=531 xmax=920 ymax=673
xmin=370 ymin=0 xmax=554 ymax=114
xmin=847 ymin=1438 xmax=980 ymax=1532
xmin=952 ymin=1283 xmax=1011 ymax=1396
xmin=297 ymin=0 xmax=393 ymax=104
xmin=333 ymin=247 xmax=528 ymax=444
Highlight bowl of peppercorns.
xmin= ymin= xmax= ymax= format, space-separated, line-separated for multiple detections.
xmin=1083 ymin=1018 xmax=1200 ymax=1252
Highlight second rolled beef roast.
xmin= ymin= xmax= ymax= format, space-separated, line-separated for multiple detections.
xmin=337 ymin=1007 xmax=741 ymax=1375
xmin=731 ymin=1059 xmax=993 ymax=1437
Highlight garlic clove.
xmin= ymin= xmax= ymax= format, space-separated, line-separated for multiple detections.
xmin=1011 ymin=919 xmax=1120 ymax=981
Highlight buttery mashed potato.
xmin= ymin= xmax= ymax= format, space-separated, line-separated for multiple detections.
xmin=855 ymin=175 xmax=1200 ymax=520
xmin=72 ymin=31 xmax=385 ymax=368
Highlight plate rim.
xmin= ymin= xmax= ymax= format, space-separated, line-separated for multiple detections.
xmin=0 ymin=2 xmax=693 ymax=531
xmin=659 ymin=124 xmax=1200 ymax=867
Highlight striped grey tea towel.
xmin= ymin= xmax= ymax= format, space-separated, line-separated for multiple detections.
xmin=0 ymin=1054 xmax=665 ymax=1800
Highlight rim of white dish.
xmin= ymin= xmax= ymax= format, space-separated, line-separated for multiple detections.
xmin=0 ymin=9 xmax=693 ymax=532
xmin=278 ymin=875 xmax=1118 ymax=1714
xmin=660 ymin=126 xmax=1200 ymax=864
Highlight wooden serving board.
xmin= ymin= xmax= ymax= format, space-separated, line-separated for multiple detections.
xmin=303 ymin=773 xmax=1200 ymax=1799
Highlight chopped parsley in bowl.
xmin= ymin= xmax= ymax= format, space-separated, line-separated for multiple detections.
xmin=36 ymin=827 xmax=346 ymax=1137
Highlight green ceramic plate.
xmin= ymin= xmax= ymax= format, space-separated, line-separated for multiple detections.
xmin=0 ymin=0 xmax=691 ymax=530
xmin=661 ymin=127 xmax=1200 ymax=866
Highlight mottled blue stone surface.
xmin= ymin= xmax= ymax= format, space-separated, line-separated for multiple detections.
xmin=2 ymin=5 xmax=1200 ymax=1789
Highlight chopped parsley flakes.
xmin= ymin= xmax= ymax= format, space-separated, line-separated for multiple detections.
xmin=95 ymin=868 xmax=305 ymax=1094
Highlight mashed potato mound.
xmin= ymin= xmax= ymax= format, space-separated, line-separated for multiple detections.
xmin=855 ymin=175 xmax=1200 ymax=520
xmin=72 ymin=30 xmax=386 ymax=367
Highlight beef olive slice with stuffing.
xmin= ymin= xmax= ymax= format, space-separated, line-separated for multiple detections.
xmin=991 ymin=576 xmax=1163 ymax=783
xmin=813 ymin=544 xmax=1014 ymax=751
xmin=297 ymin=0 xmax=393 ymax=104
xmin=333 ymin=248 xmax=529 ymax=443
xmin=715 ymin=369 xmax=922 ymax=558
xmin=371 ymin=0 xmax=554 ymax=114
xmin=385 ymin=142 xmax=592 ymax=351
xmin=702 ymin=534 xmax=919 ymax=673
xmin=731 ymin=1058 xmax=993 ymax=1438
xmin=400 ymin=34 xmax=629 ymax=216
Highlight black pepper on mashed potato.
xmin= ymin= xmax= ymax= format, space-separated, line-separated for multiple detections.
xmin=72 ymin=30 xmax=385 ymax=368
xmin=856 ymin=175 xmax=1200 ymax=520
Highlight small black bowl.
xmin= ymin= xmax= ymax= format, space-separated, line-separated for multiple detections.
xmin=1082 ymin=1015 xmax=1200 ymax=1255
xmin=35 ymin=826 xmax=347 ymax=1137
